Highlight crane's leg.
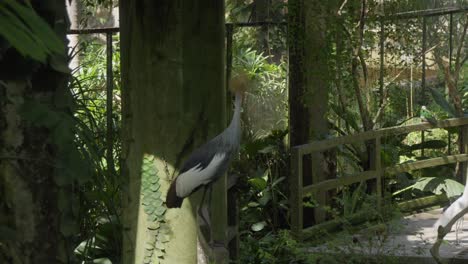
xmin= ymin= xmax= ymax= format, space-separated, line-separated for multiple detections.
xmin=199 ymin=185 xmax=213 ymax=228
xmin=198 ymin=185 xmax=210 ymax=228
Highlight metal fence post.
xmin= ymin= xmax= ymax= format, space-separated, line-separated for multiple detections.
xmin=106 ymin=32 xmax=115 ymax=175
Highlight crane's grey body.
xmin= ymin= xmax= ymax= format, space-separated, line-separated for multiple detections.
xmin=166 ymin=93 xmax=242 ymax=208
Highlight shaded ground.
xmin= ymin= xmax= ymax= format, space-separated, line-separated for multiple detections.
xmin=308 ymin=208 xmax=468 ymax=263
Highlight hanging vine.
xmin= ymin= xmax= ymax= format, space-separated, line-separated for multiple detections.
xmin=141 ymin=154 xmax=170 ymax=264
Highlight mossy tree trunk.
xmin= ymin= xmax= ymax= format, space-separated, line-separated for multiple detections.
xmin=0 ymin=1 xmax=75 ymax=263
xmin=289 ymin=0 xmax=336 ymax=225
xmin=120 ymin=1 xmax=226 ymax=263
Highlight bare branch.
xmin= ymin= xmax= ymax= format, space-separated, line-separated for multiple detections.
xmin=434 ymin=50 xmax=463 ymax=116
xmin=454 ymin=16 xmax=468 ymax=76
xmin=337 ymin=0 xmax=349 ymax=16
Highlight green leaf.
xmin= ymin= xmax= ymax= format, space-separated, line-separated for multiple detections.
xmin=409 ymin=140 xmax=447 ymax=151
xmin=92 ymin=258 xmax=112 ymax=264
xmin=154 ymin=249 xmax=164 ymax=257
xmin=258 ymin=191 xmax=271 ymax=206
xmin=50 ymin=54 xmax=71 ymax=74
xmin=145 ymin=242 xmax=154 ymax=250
xmin=271 ymin=176 xmax=286 ymax=188
xmin=158 ymin=234 xmax=170 ymax=243
xmin=148 ymin=222 xmax=161 ymax=230
xmin=247 ymin=202 xmax=260 ymax=207
xmin=429 ymin=87 xmax=457 ymax=117
xmin=155 ymin=240 xmax=165 ymax=249
xmin=251 ymin=221 xmax=266 ymax=232
xmin=248 ymin=177 xmax=267 ymax=191
xmin=154 ymin=207 xmax=166 ymax=216
xmin=0 ymin=7 xmax=46 ymax=61
xmin=443 ymin=179 xmax=464 ymax=199
xmin=4 ymin=0 xmax=64 ymax=53
xmin=0 ymin=0 xmax=64 ymax=62
xmin=330 ymin=103 xmax=360 ymax=131
xmin=412 ymin=177 xmax=464 ymax=199
xmin=259 ymin=145 xmax=276 ymax=154
xmin=150 ymin=183 xmax=160 ymax=192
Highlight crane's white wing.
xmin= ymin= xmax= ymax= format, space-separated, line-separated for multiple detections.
xmin=435 ymin=184 xmax=468 ymax=229
xmin=175 ymin=152 xmax=226 ymax=198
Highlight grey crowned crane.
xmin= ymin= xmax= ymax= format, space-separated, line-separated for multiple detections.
xmin=166 ymin=75 xmax=247 ymax=216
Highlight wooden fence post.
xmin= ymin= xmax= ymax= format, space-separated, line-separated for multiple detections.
xmin=375 ymin=136 xmax=382 ymax=211
xmin=461 ymin=125 xmax=468 ymax=184
xmin=290 ymin=147 xmax=303 ymax=240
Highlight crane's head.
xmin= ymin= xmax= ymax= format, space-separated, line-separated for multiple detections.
xmin=229 ymin=72 xmax=249 ymax=96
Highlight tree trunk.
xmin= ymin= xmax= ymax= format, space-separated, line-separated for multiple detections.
xmin=304 ymin=0 xmax=334 ymax=224
xmin=0 ymin=1 xmax=74 ymax=263
xmin=253 ymin=0 xmax=270 ymax=53
xmin=120 ymin=1 xmax=226 ymax=263
xmin=66 ymin=0 xmax=81 ymax=71
xmin=289 ymin=0 xmax=335 ymax=226
xmin=288 ymin=0 xmax=312 ymax=231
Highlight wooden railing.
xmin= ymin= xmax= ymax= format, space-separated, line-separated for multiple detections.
xmin=290 ymin=117 xmax=468 ymax=240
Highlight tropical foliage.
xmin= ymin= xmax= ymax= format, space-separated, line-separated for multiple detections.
xmin=0 ymin=0 xmax=467 ymax=263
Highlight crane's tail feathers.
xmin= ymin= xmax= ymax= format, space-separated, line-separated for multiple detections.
xmin=434 ymin=194 xmax=468 ymax=229
xmin=166 ymin=181 xmax=183 ymax=208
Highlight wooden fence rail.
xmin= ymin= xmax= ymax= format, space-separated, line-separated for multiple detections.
xmin=290 ymin=117 xmax=468 ymax=240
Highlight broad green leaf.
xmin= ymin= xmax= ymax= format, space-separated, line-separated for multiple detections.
xmin=154 ymin=207 xmax=166 ymax=216
xmin=259 ymin=145 xmax=276 ymax=154
xmin=413 ymin=177 xmax=444 ymax=194
xmin=444 ymin=179 xmax=464 ymax=198
xmin=409 ymin=140 xmax=447 ymax=151
xmin=92 ymin=258 xmax=112 ymax=264
xmin=4 ymin=0 xmax=64 ymax=53
xmin=258 ymin=190 xmax=271 ymax=205
xmin=50 ymin=54 xmax=71 ymax=74
xmin=412 ymin=177 xmax=464 ymax=199
xmin=251 ymin=221 xmax=266 ymax=232
xmin=429 ymin=87 xmax=457 ymax=117
xmin=155 ymin=241 xmax=165 ymax=249
xmin=0 ymin=0 xmax=65 ymax=62
xmin=148 ymin=222 xmax=161 ymax=230
xmin=0 ymin=8 xmax=46 ymax=61
xmin=74 ymin=238 xmax=95 ymax=254
xmin=248 ymin=177 xmax=267 ymax=191
xmin=145 ymin=242 xmax=154 ymax=250
xmin=247 ymin=202 xmax=260 ymax=207
xmin=271 ymin=176 xmax=286 ymax=188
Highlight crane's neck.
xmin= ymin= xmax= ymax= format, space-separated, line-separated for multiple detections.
xmin=231 ymin=92 xmax=243 ymax=122
xmin=227 ymin=92 xmax=243 ymax=143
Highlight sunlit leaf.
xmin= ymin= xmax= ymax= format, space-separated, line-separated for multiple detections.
xmin=92 ymin=258 xmax=112 ymax=264
xmin=251 ymin=221 xmax=266 ymax=232
xmin=412 ymin=176 xmax=464 ymax=199
xmin=248 ymin=177 xmax=267 ymax=191
xmin=258 ymin=191 xmax=271 ymax=206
